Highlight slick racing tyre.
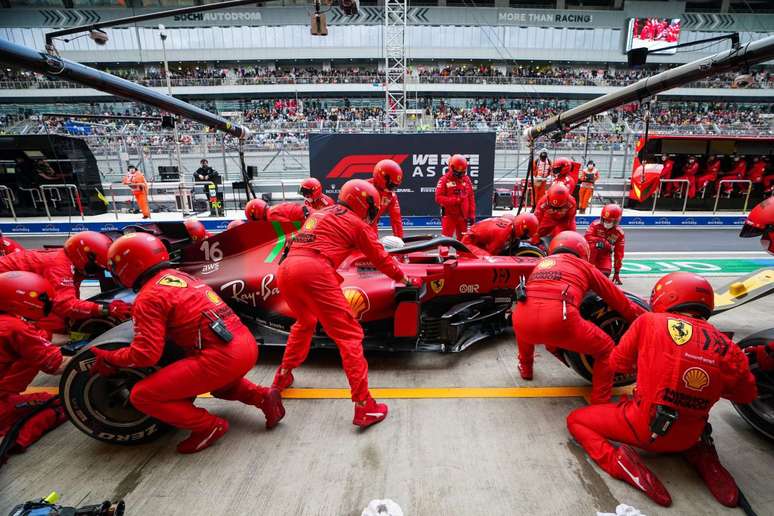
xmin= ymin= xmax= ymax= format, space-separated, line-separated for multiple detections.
xmin=563 ymin=293 xmax=648 ymax=387
xmin=732 ymin=329 xmax=774 ymax=441
xmin=513 ymin=242 xmax=546 ymax=258
xmin=70 ymin=316 xmax=118 ymax=343
xmin=60 ymin=324 xmax=171 ymax=445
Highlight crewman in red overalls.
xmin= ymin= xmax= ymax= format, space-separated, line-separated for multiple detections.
xmin=0 ymin=231 xmax=131 ymax=335
xmin=567 ymin=272 xmax=757 ymax=507
xmin=722 ymin=155 xmax=748 ymax=196
xmin=512 ymin=231 xmax=644 ymax=403
xmin=184 ymin=218 xmax=211 ymax=242
xmin=271 ymin=179 xmax=416 ymax=428
xmin=0 ymin=272 xmax=69 ymax=456
xmin=368 ymin=159 xmax=404 ymax=238
xmin=552 ymin=157 xmax=577 ymax=193
xmin=461 ymin=212 xmax=538 ymax=257
xmin=92 ymin=233 xmax=285 ymax=454
xmin=585 ymin=203 xmax=625 ymax=284
xmin=245 ymin=199 xmax=309 ymax=224
xmin=435 ymin=154 xmax=476 ymax=239
xmin=696 ymin=155 xmax=721 ymax=196
xmin=534 ymin=182 xmax=577 ymax=243
xmin=299 ymin=178 xmax=335 ymax=211
xmin=0 ymin=236 xmax=23 ymax=257
xmin=660 ymin=154 xmax=676 ymax=196
xmin=680 ymin=156 xmax=700 ymax=199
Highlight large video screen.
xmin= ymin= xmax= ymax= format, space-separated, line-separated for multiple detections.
xmin=626 ymin=18 xmax=681 ymax=54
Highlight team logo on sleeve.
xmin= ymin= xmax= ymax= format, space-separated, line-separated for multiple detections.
xmin=206 ymin=290 xmax=223 ymax=305
xmin=683 ymin=367 xmax=709 ymax=391
xmin=430 ymin=279 xmax=445 ymax=294
xmin=537 ymin=258 xmax=556 ymax=270
xmin=668 ymin=318 xmax=692 ymax=346
xmin=157 ymin=274 xmax=188 ymax=288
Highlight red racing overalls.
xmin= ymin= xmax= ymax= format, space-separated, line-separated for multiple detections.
xmin=435 ymin=171 xmax=476 ymax=239
xmin=567 ymin=312 xmax=756 ymax=482
xmin=461 ymin=217 xmax=514 ymax=256
xmin=585 ymin=220 xmax=625 ymax=277
xmin=0 ymin=314 xmax=66 ymax=452
xmin=696 ymin=158 xmax=721 ymax=195
xmin=0 ymin=249 xmax=102 ymax=335
xmin=512 ymin=253 xmax=644 ymax=403
xmin=101 ymin=270 xmax=270 ymax=433
xmin=368 ymin=178 xmax=404 ymax=238
xmin=268 ymin=202 xmax=308 ymax=223
xmin=305 ymin=193 xmax=335 ymax=211
xmin=534 ymin=194 xmax=577 ymax=242
xmin=722 ymin=159 xmax=748 ymax=194
xmin=277 ymin=206 xmax=405 ymax=402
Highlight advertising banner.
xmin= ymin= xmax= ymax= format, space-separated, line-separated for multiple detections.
xmin=309 ymin=132 xmax=497 ymax=219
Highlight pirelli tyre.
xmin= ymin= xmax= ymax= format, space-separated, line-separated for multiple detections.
xmin=513 ymin=241 xmax=546 ymax=258
xmin=562 ymin=292 xmax=648 ymax=387
xmin=60 ymin=322 xmax=171 ymax=445
xmin=732 ymin=329 xmax=774 ymax=441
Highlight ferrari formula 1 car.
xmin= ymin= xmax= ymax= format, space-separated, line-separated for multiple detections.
xmin=61 ymin=221 xmax=643 ymax=444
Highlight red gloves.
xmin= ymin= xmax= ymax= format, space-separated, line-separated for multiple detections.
xmin=403 ymin=277 xmax=423 ymax=288
xmin=90 ymin=347 xmax=119 ymax=377
xmin=746 ymin=343 xmax=774 ymax=371
xmin=613 ymin=272 xmax=622 ymax=285
xmin=108 ymin=300 xmax=132 ymax=320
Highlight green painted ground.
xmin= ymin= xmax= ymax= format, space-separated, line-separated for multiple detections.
xmin=620 ymin=258 xmax=774 ymax=275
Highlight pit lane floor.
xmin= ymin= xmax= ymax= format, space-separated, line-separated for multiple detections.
xmin=1 ymin=275 xmax=773 ymax=516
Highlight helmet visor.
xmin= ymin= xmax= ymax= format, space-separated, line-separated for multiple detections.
xmin=739 ymin=222 xmax=763 ymax=238
xmin=299 ymin=186 xmax=315 ymax=198
xmin=39 ymin=292 xmax=53 ymax=317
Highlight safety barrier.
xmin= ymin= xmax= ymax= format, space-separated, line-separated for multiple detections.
xmin=652 ymin=179 xmax=690 ymax=214
xmin=40 ymin=184 xmax=83 ymax=221
xmin=714 ymin=179 xmax=753 ymax=214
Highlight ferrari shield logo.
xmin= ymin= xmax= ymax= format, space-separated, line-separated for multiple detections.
xmin=157 ymin=274 xmax=187 ymax=288
xmin=430 ymin=279 xmax=445 ymax=294
xmin=668 ymin=318 xmax=693 ymax=346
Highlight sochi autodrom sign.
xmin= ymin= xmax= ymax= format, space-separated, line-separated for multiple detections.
xmin=309 ymin=133 xmax=496 ymax=219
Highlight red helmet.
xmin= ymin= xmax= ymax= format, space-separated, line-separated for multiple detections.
xmin=546 ymin=182 xmax=571 ymax=208
xmin=0 ymin=271 xmax=54 ymax=320
xmin=245 ymin=199 xmax=268 ymax=221
xmin=184 ymin=218 xmax=208 ymax=242
xmin=299 ymin=178 xmax=323 ymax=201
xmin=372 ymin=159 xmax=403 ymax=191
xmin=108 ymin=233 xmax=170 ymax=289
xmin=552 ymin=157 xmax=573 ymax=176
xmin=514 ymin=212 xmax=539 ymax=239
xmin=64 ymin=231 xmax=112 ymax=275
xmin=338 ymin=179 xmax=380 ymax=223
xmin=601 ymin=203 xmax=623 ymax=226
xmin=226 ymin=219 xmax=246 ymax=230
xmin=448 ymin=154 xmax=468 ymax=177
xmin=740 ymin=198 xmax=774 ymax=255
xmin=548 ymin=231 xmax=590 ymax=261
xmin=650 ymin=272 xmax=714 ymax=319
xmin=0 ymin=237 xmax=23 ymax=256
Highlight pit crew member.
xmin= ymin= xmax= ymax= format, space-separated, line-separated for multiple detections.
xmin=0 ymin=236 xmax=23 ymax=257
xmin=552 ymin=157 xmax=577 ymax=193
xmin=184 ymin=218 xmax=211 ymax=242
xmin=578 ymin=160 xmax=599 ymax=214
xmin=512 ymin=231 xmax=644 ymax=404
xmin=272 ymin=179 xmax=416 ymax=428
xmin=696 ymin=155 xmax=721 ymax=195
xmin=534 ymin=183 xmax=577 ymax=243
xmin=585 ymin=203 xmax=625 ymax=284
xmin=368 ymin=159 xmax=404 ymax=238
xmin=92 ymin=233 xmax=285 ymax=454
xmin=567 ymin=272 xmax=757 ymax=507
xmin=0 ymin=272 xmax=69 ymax=456
xmin=245 ymin=199 xmax=309 ymax=223
xmin=435 ymin=154 xmax=476 ymax=239
xmin=0 ymin=231 xmax=131 ymax=335
xmin=461 ymin=213 xmax=538 ymax=257
xmin=299 ymin=178 xmax=335 ymax=211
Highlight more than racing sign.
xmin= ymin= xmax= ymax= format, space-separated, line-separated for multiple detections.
xmin=309 ymin=133 xmax=496 ymax=219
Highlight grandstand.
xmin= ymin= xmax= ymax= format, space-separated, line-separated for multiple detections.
xmin=0 ymin=1 xmax=772 ymax=215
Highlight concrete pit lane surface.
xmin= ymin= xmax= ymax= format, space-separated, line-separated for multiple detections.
xmin=1 ymin=231 xmax=773 ymax=515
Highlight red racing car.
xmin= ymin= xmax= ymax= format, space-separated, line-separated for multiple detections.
xmin=61 ymin=221 xmax=644 ymax=444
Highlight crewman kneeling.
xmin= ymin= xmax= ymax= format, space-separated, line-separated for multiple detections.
xmin=512 ymin=231 xmax=644 ymax=404
xmin=245 ymin=198 xmax=309 ymax=224
xmin=0 ymin=272 xmax=69 ymax=455
xmin=461 ymin=212 xmax=538 ymax=256
xmin=567 ymin=272 xmax=757 ymax=507
xmin=91 ymin=233 xmax=284 ymax=454
xmin=272 ymin=179 xmax=417 ymax=428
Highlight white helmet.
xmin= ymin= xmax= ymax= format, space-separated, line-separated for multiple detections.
xmin=380 ymin=235 xmax=405 ymax=251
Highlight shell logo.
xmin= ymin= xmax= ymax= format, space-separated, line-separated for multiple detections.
xmin=304 ymin=217 xmax=318 ymax=231
xmin=206 ymin=290 xmax=222 ymax=305
xmin=342 ymin=287 xmax=370 ymax=320
xmin=683 ymin=367 xmax=710 ymax=392
xmin=537 ymin=258 xmax=555 ymax=270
